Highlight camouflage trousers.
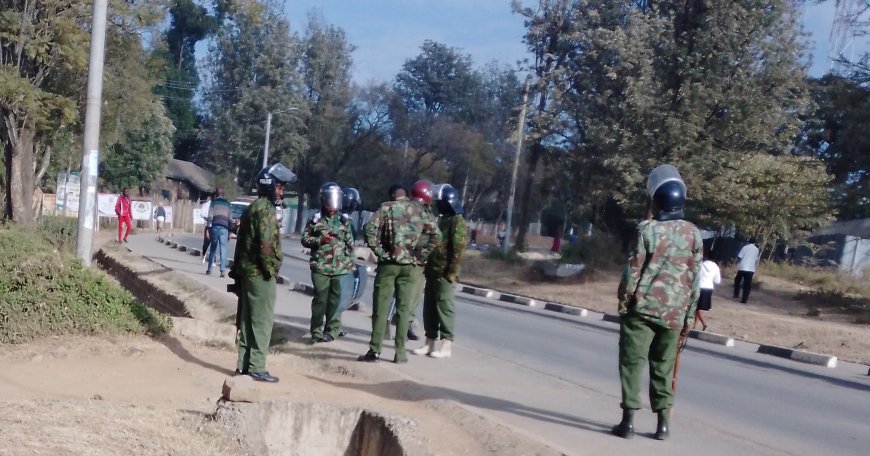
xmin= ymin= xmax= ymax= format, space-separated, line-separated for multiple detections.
xmin=368 ymin=263 xmax=423 ymax=357
xmin=618 ymin=312 xmax=680 ymax=412
xmin=422 ymin=276 xmax=455 ymax=341
xmin=311 ymin=271 xmax=346 ymax=339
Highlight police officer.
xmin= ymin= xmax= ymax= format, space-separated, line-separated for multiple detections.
xmin=301 ymin=182 xmax=355 ymax=343
xmin=405 ymin=179 xmax=437 ymax=341
xmin=413 ymin=184 xmax=467 ymax=358
xmin=230 ymin=163 xmax=296 ymax=383
xmin=612 ymin=164 xmax=702 ymax=440
xmin=358 ymin=183 xmax=440 ymax=363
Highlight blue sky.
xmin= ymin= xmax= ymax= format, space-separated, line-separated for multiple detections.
xmin=281 ymin=0 xmax=861 ymax=84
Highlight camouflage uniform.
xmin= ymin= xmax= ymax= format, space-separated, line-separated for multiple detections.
xmin=363 ymin=196 xmax=440 ymax=361
xmin=423 ymin=213 xmax=468 ymax=341
xmin=407 ymin=201 xmax=438 ymax=327
xmin=616 ymin=218 xmax=702 ymax=412
xmin=231 ymin=197 xmax=283 ymax=375
xmin=301 ymin=212 xmax=355 ymax=339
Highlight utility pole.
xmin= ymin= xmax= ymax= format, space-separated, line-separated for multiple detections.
xmin=75 ymin=0 xmax=109 ymax=267
xmin=503 ymin=79 xmax=530 ymax=255
xmin=262 ymin=112 xmax=272 ymax=168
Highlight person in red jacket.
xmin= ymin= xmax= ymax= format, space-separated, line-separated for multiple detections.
xmin=115 ymin=188 xmax=133 ymax=243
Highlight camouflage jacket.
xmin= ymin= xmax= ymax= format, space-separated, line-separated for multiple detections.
xmin=231 ymin=197 xmax=283 ymax=280
xmin=617 ymin=219 xmax=702 ymax=330
xmin=426 ymin=214 xmax=468 ymax=282
xmin=364 ymin=197 xmax=440 ymax=266
xmin=301 ymin=212 xmax=355 ymax=276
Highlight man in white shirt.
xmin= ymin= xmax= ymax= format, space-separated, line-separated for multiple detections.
xmin=733 ymin=239 xmax=760 ymax=304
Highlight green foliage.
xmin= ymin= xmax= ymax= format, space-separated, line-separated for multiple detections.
xmin=100 ymin=101 xmax=175 ymax=192
xmin=559 ymin=232 xmax=624 ymax=272
xmin=38 ymin=215 xmax=78 ymax=253
xmin=0 ymin=226 xmax=170 ymax=343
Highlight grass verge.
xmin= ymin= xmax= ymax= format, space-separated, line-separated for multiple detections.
xmin=0 ymin=224 xmax=170 ymax=343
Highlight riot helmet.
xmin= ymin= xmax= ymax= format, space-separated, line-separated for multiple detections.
xmin=411 ymin=179 xmax=434 ymax=205
xmin=257 ymin=163 xmax=297 ymax=204
xmin=341 ymin=187 xmax=361 ymax=214
xmin=646 ymin=164 xmax=686 ymax=220
xmin=320 ymin=182 xmax=342 ymax=214
xmin=436 ymin=184 xmax=463 ymax=216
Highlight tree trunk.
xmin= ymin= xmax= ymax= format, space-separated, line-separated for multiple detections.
xmin=294 ymin=169 xmax=306 ymax=233
xmin=4 ymin=122 xmax=37 ymax=227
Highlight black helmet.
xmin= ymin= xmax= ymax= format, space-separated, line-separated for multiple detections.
xmin=652 ymin=180 xmax=685 ymax=218
xmin=436 ymin=184 xmax=463 ymax=215
xmin=320 ymin=182 xmax=342 ymax=213
xmin=257 ymin=163 xmax=297 ymax=204
xmin=341 ymin=187 xmax=361 ymax=214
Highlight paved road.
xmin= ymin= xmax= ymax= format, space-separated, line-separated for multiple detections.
xmin=139 ymin=233 xmax=870 ymax=455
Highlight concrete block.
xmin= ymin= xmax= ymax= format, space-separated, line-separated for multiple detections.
xmin=689 ymin=330 xmax=735 ymax=347
xmin=757 ymin=344 xmax=837 ymax=368
xmin=460 ymin=285 xmax=495 ymax=298
xmin=498 ymin=294 xmax=537 ymax=307
xmin=277 ymin=275 xmax=289 ymax=285
xmin=169 ymin=241 xmax=178 ymax=248
xmin=222 ymin=375 xmax=260 ymax=403
xmin=190 ymin=249 xmax=200 ymax=257
xmin=178 ymin=245 xmax=188 ymax=252
xmin=292 ymin=282 xmax=315 ymax=295
xmin=602 ymin=313 xmax=622 ymax=324
xmin=543 ymin=303 xmax=588 ymax=317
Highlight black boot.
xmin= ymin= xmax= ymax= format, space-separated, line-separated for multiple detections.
xmin=611 ymin=409 xmax=635 ymax=439
xmin=655 ymin=409 xmax=670 ymax=440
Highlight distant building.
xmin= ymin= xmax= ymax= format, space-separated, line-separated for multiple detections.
xmin=806 ymin=219 xmax=870 ymax=277
xmin=154 ymin=158 xmax=215 ymax=202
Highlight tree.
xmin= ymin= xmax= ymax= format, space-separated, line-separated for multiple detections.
xmin=201 ymin=0 xmax=306 ymax=192
xmin=100 ymin=101 xmax=174 ymax=193
xmin=1 ymin=0 xmax=165 ymax=226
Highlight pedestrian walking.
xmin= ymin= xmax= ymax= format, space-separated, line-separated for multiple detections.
xmin=115 ymin=188 xmax=132 ymax=243
xmin=153 ymin=200 xmax=166 ymax=237
xmin=413 ymin=184 xmax=467 ymax=359
xmin=206 ymin=187 xmax=232 ymax=277
xmin=612 ymin=164 xmax=702 ymax=441
xmin=200 ymin=195 xmax=213 ymax=265
xmin=229 ymin=163 xmax=296 ymax=383
xmin=733 ymin=238 xmax=760 ymax=304
xmin=302 ymin=182 xmax=355 ymax=344
xmin=358 ymin=183 xmax=440 ymax=364
xmin=695 ymin=251 xmax=721 ymax=331
xmin=496 ymin=221 xmax=507 ymax=247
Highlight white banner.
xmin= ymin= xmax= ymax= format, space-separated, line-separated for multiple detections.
xmin=98 ymin=194 xmax=118 ymax=217
xmin=193 ymin=208 xmax=205 ymax=225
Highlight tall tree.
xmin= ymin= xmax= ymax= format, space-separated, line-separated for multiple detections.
xmin=294 ymin=11 xmax=355 ymax=230
xmin=202 ymin=0 xmax=306 ymax=191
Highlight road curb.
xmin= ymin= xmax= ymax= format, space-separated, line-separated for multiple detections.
xmin=291 ymin=282 xmax=315 ymax=295
xmin=689 ymin=330 xmax=735 ymax=347
xmin=498 ymin=293 xmax=537 ymax=307
xmin=277 ymin=275 xmax=290 ymax=285
xmin=602 ymin=313 xmax=621 ymax=324
xmin=460 ymin=285 xmax=495 ymax=299
xmin=757 ymin=344 xmax=838 ymax=368
xmin=543 ymin=302 xmax=588 ymax=317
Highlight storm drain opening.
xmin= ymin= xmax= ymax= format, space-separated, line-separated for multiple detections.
xmin=215 ymin=400 xmax=407 ymax=456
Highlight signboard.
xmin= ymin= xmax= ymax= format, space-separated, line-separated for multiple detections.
xmin=98 ymin=194 xmax=118 ymax=217
xmin=193 ymin=208 xmax=205 ymax=225
xmin=56 ymin=172 xmax=81 ymax=212
xmin=131 ymin=201 xmax=153 ymax=221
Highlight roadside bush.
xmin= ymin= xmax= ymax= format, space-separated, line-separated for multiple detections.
xmin=559 ymin=233 xmax=624 ymax=272
xmin=39 ymin=215 xmax=78 ymax=252
xmin=0 ymin=226 xmax=169 ymax=343
xmin=485 ymin=248 xmax=526 ymax=265
xmin=761 ymin=261 xmax=870 ymax=300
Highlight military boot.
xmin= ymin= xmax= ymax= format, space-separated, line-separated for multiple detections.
xmin=429 ymin=340 xmax=452 ymax=359
xmin=655 ymin=409 xmax=670 ymax=440
xmin=412 ymin=339 xmax=436 ymax=355
xmin=611 ymin=409 xmax=635 ymax=439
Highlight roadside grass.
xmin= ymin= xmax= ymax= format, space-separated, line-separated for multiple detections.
xmin=0 ymin=224 xmax=170 ymax=343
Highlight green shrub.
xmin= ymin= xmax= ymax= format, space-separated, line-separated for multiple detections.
xmin=38 ymin=215 xmax=78 ymax=252
xmin=0 ymin=226 xmax=169 ymax=343
xmin=559 ymin=232 xmax=624 ymax=272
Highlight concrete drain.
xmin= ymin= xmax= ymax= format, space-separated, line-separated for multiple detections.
xmin=215 ymin=400 xmax=408 ymax=456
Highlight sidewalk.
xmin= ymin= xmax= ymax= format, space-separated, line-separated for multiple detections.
xmin=123 ymin=234 xmax=804 ymax=456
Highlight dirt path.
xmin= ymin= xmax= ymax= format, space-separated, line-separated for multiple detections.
xmin=0 ymin=335 xmax=559 ymax=455
xmin=461 ymin=255 xmax=870 ymax=365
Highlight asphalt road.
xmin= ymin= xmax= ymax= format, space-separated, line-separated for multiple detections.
xmin=167 ymin=233 xmax=870 ymax=455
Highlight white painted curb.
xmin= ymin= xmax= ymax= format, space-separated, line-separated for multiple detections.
xmin=460 ymin=285 xmax=495 ymax=298
xmin=499 ymin=294 xmax=537 ymax=307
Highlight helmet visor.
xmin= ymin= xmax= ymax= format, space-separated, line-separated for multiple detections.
xmin=267 ymin=163 xmax=297 ymax=184
xmin=646 ymin=164 xmax=686 ymax=199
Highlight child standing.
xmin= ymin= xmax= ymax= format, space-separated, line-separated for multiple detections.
xmin=695 ymin=251 xmax=721 ymax=331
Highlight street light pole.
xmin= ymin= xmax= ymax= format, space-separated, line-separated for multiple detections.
xmin=503 ymin=79 xmax=530 ymax=255
xmin=75 ymin=0 xmax=109 ymax=267
xmin=262 ymin=112 xmax=272 ymax=168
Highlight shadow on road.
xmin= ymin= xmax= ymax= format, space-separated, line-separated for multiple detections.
xmin=156 ymin=334 xmax=235 ymax=377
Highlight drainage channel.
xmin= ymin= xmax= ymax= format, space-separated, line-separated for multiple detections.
xmin=215 ymin=401 xmax=407 ymax=456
